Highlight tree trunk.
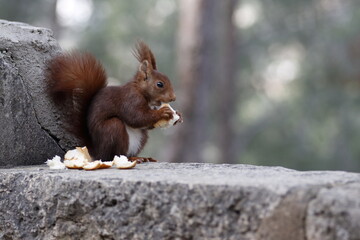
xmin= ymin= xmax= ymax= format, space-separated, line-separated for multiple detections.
xmin=216 ymin=0 xmax=238 ymax=163
xmin=166 ymin=0 xmax=218 ymax=163
xmin=166 ymin=0 xmax=239 ymax=163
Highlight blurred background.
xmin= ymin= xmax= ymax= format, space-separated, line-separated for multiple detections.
xmin=1 ymin=0 xmax=360 ymax=171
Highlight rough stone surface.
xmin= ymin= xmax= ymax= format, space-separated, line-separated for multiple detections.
xmin=0 ymin=19 xmax=77 ymax=166
xmin=0 ymin=163 xmax=360 ymax=240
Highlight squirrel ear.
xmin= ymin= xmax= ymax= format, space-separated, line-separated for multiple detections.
xmin=139 ymin=60 xmax=151 ymax=80
xmin=139 ymin=60 xmax=149 ymax=72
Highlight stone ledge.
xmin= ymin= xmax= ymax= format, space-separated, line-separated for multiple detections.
xmin=1 ymin=163 xmax=360 ymax=240
xmin=0 ymin=19 xmax=78 ymax=167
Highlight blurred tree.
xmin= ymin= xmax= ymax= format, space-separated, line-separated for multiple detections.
xmin=167 ymin=0 xmax=238 ymax=163
xmin=216 ymin=0 xmax=238 ymax=163
xmin=167 ymin=0 xmax=219 ymax=163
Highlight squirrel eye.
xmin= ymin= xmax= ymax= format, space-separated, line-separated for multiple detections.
xmin=156 ymin=81 xmax=164 ymax=88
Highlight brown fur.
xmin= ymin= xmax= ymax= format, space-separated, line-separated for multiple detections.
xmin=47 ymin=51 xmax=107 ymax=145
xmin=47 ymin=41 xmax=176 ymax=160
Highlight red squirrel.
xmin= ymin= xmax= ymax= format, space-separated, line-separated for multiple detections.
xmin=47 ymin=41 xmax=182 ymax=162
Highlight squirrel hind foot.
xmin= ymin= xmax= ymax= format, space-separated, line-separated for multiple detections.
xmin=128 ymin=157 xmax=157 ymax=164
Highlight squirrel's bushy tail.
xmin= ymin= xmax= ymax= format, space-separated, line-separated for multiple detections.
xmin=47 ymin=51 xmax=107 ymax=144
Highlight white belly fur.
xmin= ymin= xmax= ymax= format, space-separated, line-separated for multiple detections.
xmin=125 ymin=125 xmax=143 ymax=156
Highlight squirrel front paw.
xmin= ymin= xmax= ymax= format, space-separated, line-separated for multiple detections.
xmin=159 ymin=106 xmax=174 ymax=120
xmin=153 ymin=104 xmax=182 ymax=129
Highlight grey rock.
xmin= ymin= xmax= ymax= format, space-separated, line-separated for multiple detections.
xmin=0 ymin=19 xmax=77 ymax=166
xmin=306 ymin=183 xmax=360 ymax=240
xmin=0 ymin=163 xmax=360 ymax=239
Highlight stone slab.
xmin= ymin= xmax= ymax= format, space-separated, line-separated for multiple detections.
xmin=0 ymin=163 xmax=359 ymax=240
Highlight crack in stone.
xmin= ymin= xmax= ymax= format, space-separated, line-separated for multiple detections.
xmin=303 ymin=189 xmax=320 ymax=240
xmin=28 ymin=92 xmax=65 ymax=152
xmin=15 ymin=62 xmax=65 ymax=152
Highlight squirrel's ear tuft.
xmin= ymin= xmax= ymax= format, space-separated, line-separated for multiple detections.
xmin=133 ymin=40 xmax=157 ymax=70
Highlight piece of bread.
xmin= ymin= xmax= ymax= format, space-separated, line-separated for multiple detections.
xmin=47 ymin=147 xmax=136 ymax=170
xmin=64 ymin=147 xmax=92 ymax=162
xmin=113 ymin=155 xmax=137 ymax=169
xmin=63 ymin=146 xmax=92 ymax=169
xmin=64 ymin=159 xmax=113 ymax=170
xmin=64 ymin=159 xmax=86 ymax=169
xmin=154 ymin=103 xmax=180 ymax=128
xmin=98 ymin=161 xmax=113 ymax=169
xmin=46 ymin=155 xmax=66 ymax=170
xmin=82 ymin=160 xmax=102 ymax=170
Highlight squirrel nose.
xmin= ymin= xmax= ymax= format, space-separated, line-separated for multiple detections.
xmin=170 ymin=94 xmax=176 ymax=102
